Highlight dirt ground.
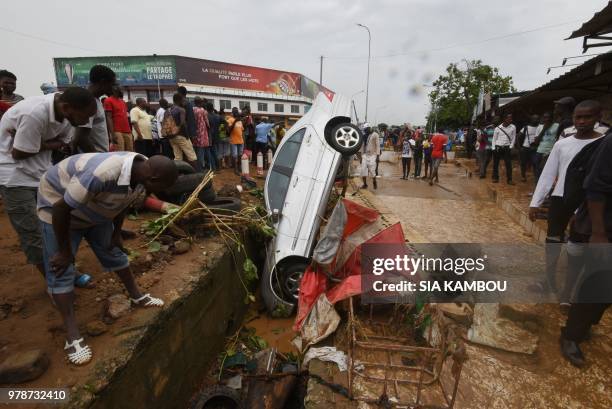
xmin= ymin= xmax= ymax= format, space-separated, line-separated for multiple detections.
xmin=0 ymin=166 xmax=269 ymax=407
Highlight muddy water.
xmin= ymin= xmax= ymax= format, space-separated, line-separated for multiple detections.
xmin=246 ymin=313 xmax=297 ymax=355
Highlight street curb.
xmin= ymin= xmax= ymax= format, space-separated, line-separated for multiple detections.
xmin=455 ymin=160 xmax=547 ymax=244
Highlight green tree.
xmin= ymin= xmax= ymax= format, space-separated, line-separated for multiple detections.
xmin=426 ymin=60 xmax=516 ymax=131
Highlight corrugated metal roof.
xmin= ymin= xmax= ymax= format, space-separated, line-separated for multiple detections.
xmin=494 ymin=51 xmax=612 ymax=117
xmin=567 ymin=1 xmax=612 ymax=39
xmin=530 ymin=51 xmax=612 ymax=92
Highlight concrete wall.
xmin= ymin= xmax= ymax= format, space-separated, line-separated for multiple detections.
xmin=87 ymin=239 xmax=257 ymax=409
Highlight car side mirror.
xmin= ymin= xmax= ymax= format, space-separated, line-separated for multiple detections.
xmin=271 ymin=208 xmax=280 ymax=223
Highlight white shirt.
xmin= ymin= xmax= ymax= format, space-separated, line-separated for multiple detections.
xmin=77 ymin=98 xmax=108 ymax=152
xmin=402 ymin=138 xmax=415 ymax=158
xmin=529 ymin=134 xmax=604 ymax=207
xmin=155 ymin=107 xmax=165 ymax=139
xmin=130 ymin=107 xmax=152 ymax=140
xmin=363 ymin=131 xmax=381 ymax=156
xmin=492 ymin=124 xmax=516 ymax=148
xmin=0 ymin=93 xmax=74 ymax=187
xmin=521 ymin=125 xmax=542 ymax=148
xmin=558 ymin=123 xmax=609 ymax=139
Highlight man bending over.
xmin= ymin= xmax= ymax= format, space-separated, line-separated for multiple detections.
xmin=37 ymin=152 xmax=178 ymax=365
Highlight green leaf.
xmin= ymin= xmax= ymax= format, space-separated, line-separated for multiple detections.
xmin=243 ymin=258 xmax=258 ymax=286
xmin=148 ymin=241 xmax=161 ymax=253
xmin=127 ymin=214 xmax=138 ymax=221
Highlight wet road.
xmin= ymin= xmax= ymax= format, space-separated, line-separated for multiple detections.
xmin=364 ymin=158 xmax=533 ymax=244
xmin=351 ymin=157 xmax=612 ymax=409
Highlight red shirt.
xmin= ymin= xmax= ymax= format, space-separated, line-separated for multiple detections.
xmin=103 ymin=96 xmax=131 ymax=133
xmin=431 ymin=133 xmax=447 ymax=159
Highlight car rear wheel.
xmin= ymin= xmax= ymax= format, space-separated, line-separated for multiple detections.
xmin=328 ymin=123 xmax=363 ymax=156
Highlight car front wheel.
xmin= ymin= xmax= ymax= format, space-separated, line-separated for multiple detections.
xmin=279 ymin=261 xmax=308 ymax=302
xmin=329 ymin=123 xmax=363 ymax=156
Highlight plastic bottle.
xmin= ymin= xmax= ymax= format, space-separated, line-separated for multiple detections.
xmin=257 ymin=152 xmax=264 ymax=176
xmin=241 ymin=152 xmax=250 ymax=176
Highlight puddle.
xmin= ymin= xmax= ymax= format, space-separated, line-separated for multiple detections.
xmin=247 ymin=313 xmax=296 ymax=354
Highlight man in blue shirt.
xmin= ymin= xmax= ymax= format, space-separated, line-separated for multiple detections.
xmin=254 ymin=118 xmax=281 ymax=167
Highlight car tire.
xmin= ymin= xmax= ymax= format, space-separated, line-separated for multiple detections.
xmin=328 ymin=123 xmax=363 ymax=156
xmin=278 ymin=261 xmax=309 ymax=303
xmin=175 ymin=160 xmax=196 ymax=175
xmin=261 ymin=265 xmax=296 ymax=318
xmin=191 ymin=385 xmax=242 ymax=409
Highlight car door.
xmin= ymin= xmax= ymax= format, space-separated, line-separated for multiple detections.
xmin=266 ymin=128 xmax=306 ymax=239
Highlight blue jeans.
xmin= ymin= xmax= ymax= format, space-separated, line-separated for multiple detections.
xmin=41 ymin=221 xmax=129 ymax=294
xmin=216 ymin=141 xmax=230 ymax=158
xmin=230 ymin=143 xmax=244 ymax=158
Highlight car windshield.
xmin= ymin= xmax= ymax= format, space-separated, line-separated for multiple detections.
xmin=266 ymin=128 xmax=306 ymax=212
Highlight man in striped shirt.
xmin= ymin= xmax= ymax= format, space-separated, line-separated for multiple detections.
xmin=37 ymin=152 xmax=178 ymax=365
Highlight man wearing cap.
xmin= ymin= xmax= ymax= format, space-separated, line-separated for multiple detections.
xmin=360 ymin=123 xmax=380 ymax=190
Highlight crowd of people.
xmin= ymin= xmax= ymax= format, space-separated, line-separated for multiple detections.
xmin=457 ymin=97 xmax=610 ymax=368
xmin=358 ymin=96 xmax=612 ymax=368
xmin=100 ymin=86 xmax=286 ymax=175
xmin=0 ymin=64 xmax=290 ymax=366
xmin=358 ymin=123 xmax=454 ymax=188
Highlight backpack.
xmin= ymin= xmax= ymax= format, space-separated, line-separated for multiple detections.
xmin=563 ymin=136 xmax=606 ymax=212
xmin=161 ymin=108 xmax=180 ymax=138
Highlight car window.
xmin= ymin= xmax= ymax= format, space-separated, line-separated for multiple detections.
xmin=267 ymin=128 xmax=306 ymax=211
xmin=273 ymin=129 xmax=305 ymax=169
xmin=267 ymin=171 xmax=291 ymax=212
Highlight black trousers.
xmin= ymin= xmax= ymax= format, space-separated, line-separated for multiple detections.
xmin=562 ymin=230 xmax=612 ymax=342
xmin=401 ymin=157 xmax=412 ymax=178
xmin=563 ymin=302 xmax=610 ymax=342
xmin=160 ymin=138 xmax=174 ymax=159
xmin=492 ymin=146 xmax=512 ymax=182
xmin=423 ymin=155 xmax=431 ymax=177
xmin=519 ymin=147 xmax=537 ymax=179
xmin=479 ymin=150 xmax=493 ymax=177
xmin=413 ymin=152 xmax=423 ymax=177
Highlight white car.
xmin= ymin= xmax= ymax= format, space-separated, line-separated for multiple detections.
xmin=262 ymin=92 xmax=363 ymax=314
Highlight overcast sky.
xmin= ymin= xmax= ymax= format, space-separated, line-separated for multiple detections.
xmin=2 ymin=0 xmax=607 ymax=125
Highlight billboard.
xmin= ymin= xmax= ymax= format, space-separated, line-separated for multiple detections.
xmin=300 ymin=76 xmax=335 ymax=100
xmin=176 ymin=57 xmax=301 ymax=96
xmin=54 ymin=56 xmax=177 ymax=87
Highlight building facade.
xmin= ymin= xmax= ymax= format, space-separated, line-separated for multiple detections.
xmin=53 ymin=55 xmax=332 ymax=125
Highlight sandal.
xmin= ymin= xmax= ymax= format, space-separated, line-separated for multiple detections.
xmin=64 ymin=338 xmax=92 ymax=365
xmin=131 ymin=293 xmax=164 ymax=307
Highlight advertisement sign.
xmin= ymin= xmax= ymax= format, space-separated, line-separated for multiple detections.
xmin=176 ymin=57 xmax=301 ymax=96
xmin=54 ymin=56 xmax=177 ymax=87
xmin=301 ymin=76 xmax=335 ymax=100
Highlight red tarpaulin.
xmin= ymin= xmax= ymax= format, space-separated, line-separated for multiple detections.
xmin=294 ymin=197 xmax=406 ymax=331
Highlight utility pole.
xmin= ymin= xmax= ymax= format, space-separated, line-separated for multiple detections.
xmin=461 ymin=59 xmax=472 ymax=126
xmin=319 ymin=56 xmax=324 ymax=85
xmin=357 ymin=24 xmax=371 ymax=123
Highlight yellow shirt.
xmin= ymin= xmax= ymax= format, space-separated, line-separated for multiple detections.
xmin=226 ymin=116 xmax=244 ymax=145
xmin=130 ymin=107 xmax=153 ymax=140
